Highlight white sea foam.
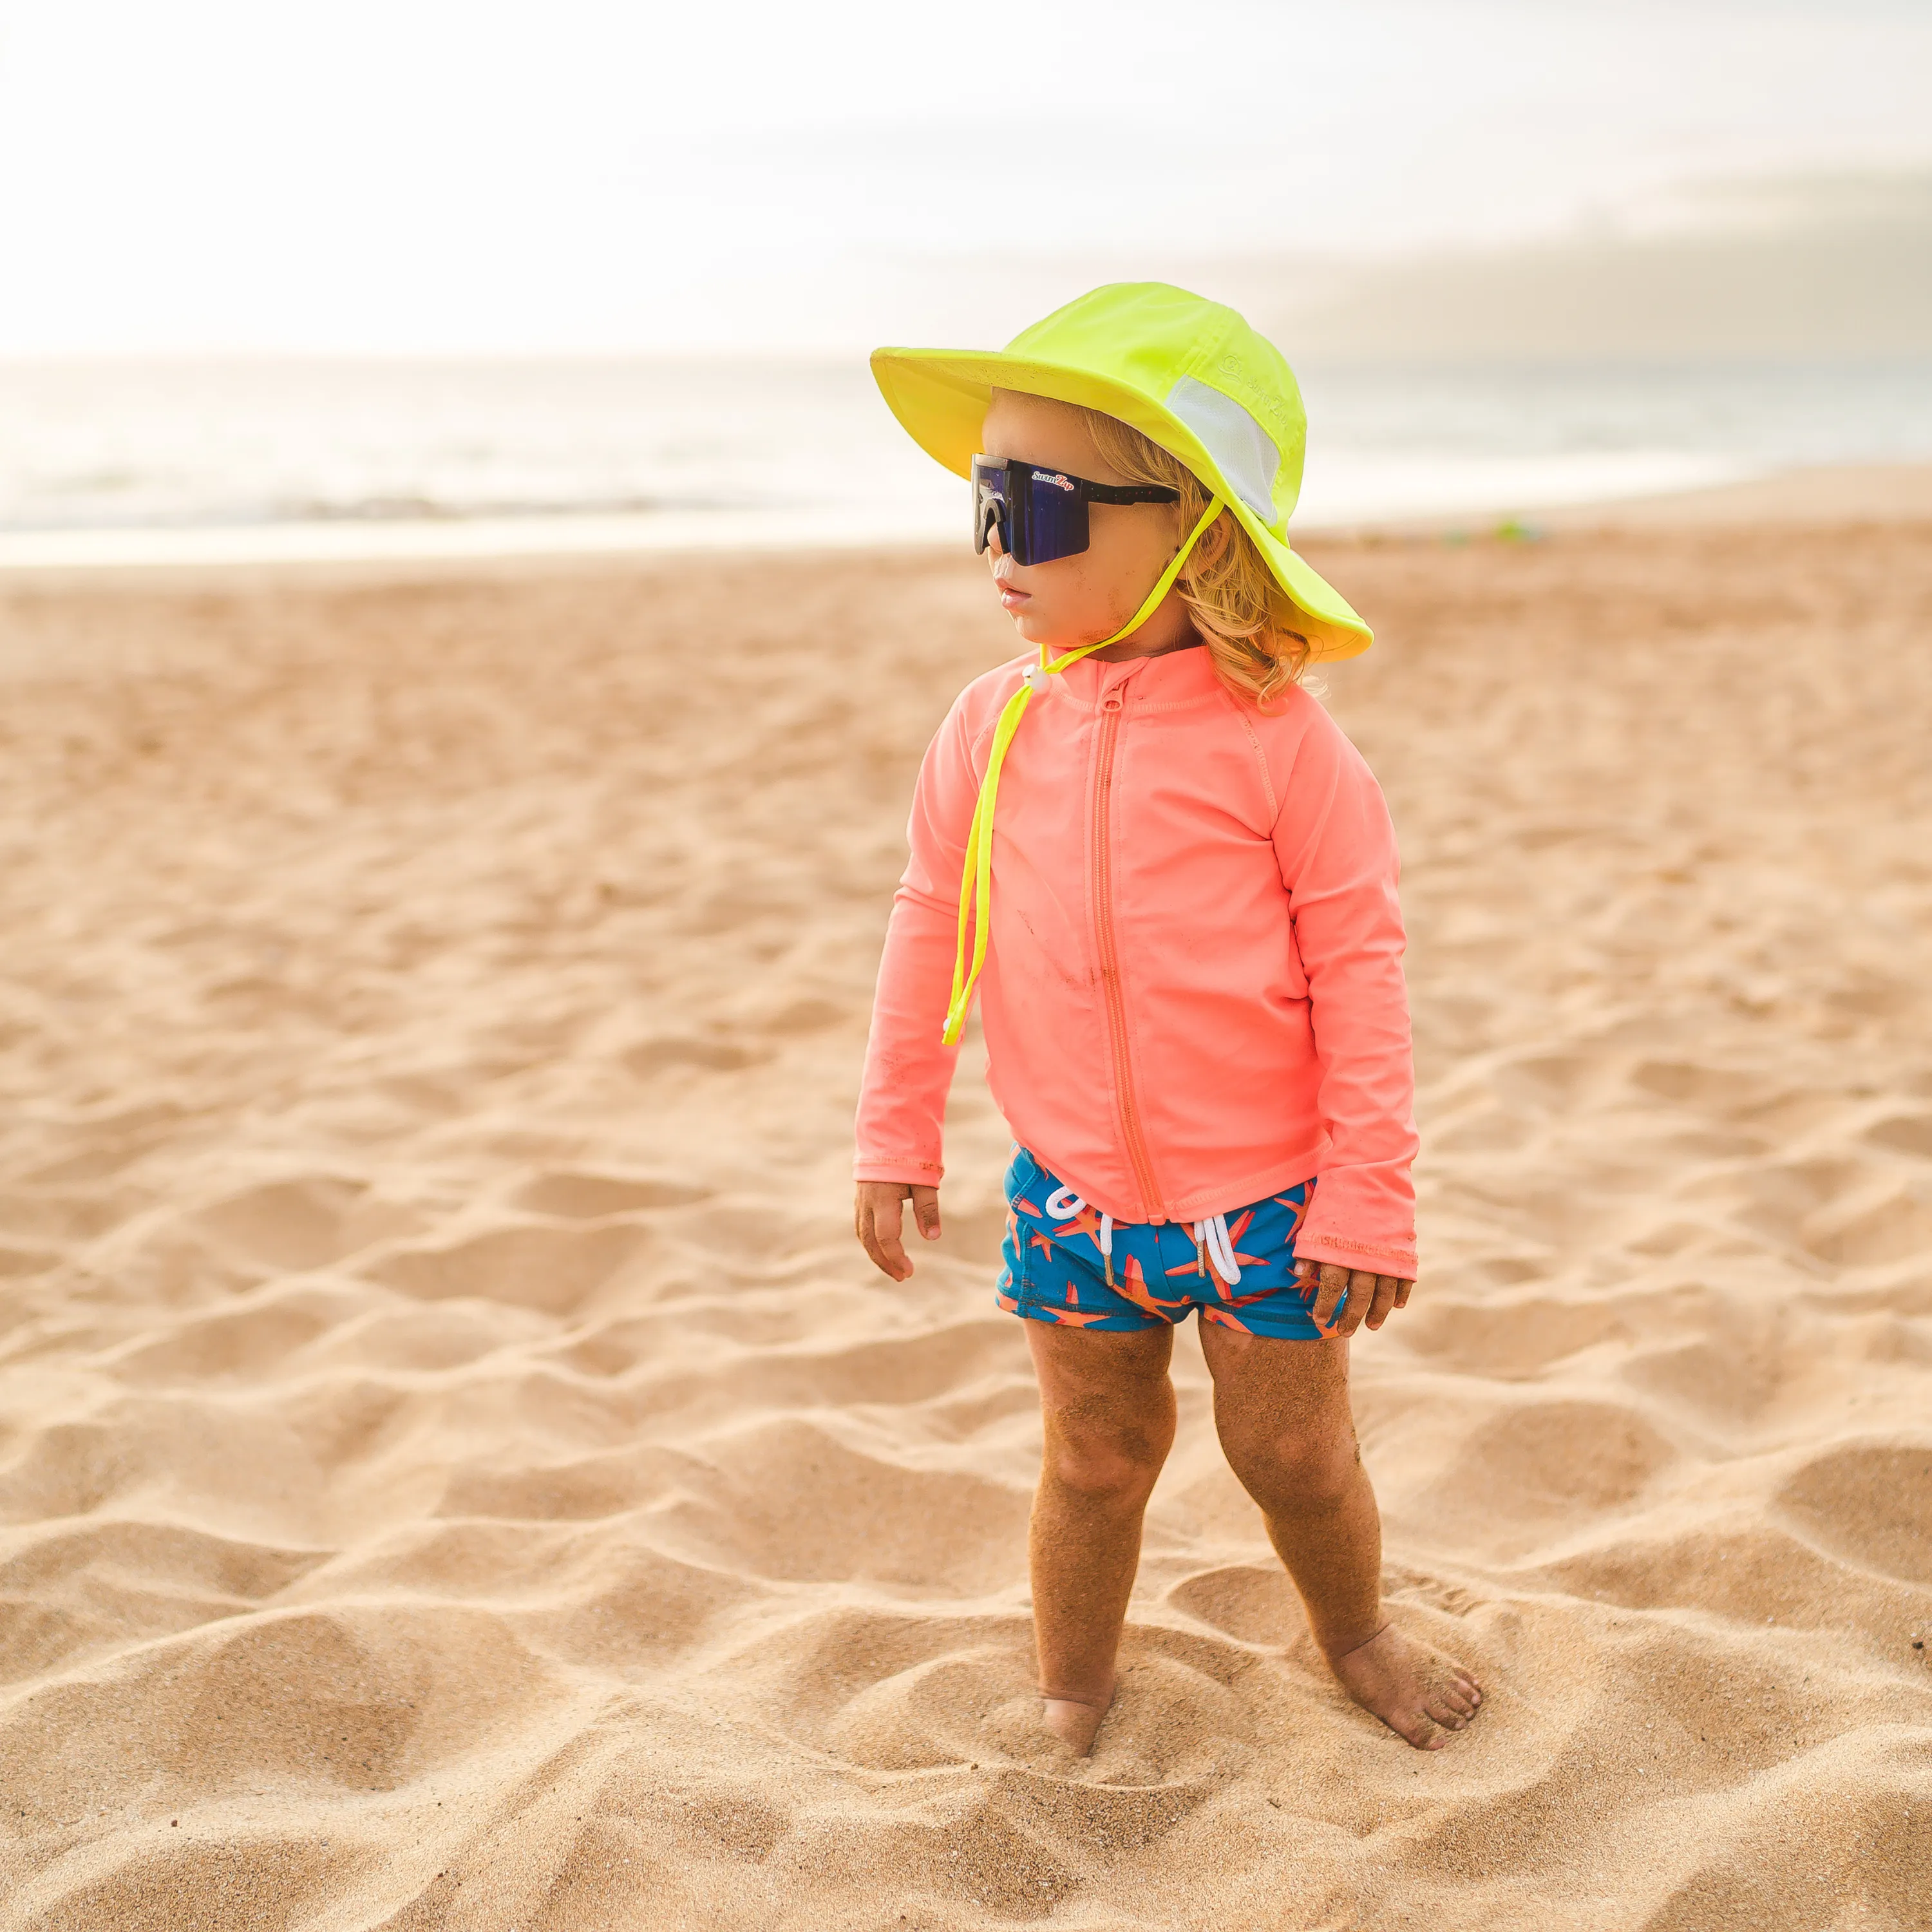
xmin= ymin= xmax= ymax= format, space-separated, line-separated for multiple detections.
xmin=0 ymin=356 xmax=1924 ymax=569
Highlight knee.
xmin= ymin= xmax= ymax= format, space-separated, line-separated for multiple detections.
xmin=1225 ymin=1422 xmax=1360 ymax=1513
xmin=1042 ymin=1414 xmax=1170 ymax=1509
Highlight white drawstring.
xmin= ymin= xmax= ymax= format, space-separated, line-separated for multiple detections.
xmin=1037 ymin=1178 xmax=1241 ymax=1290
xmin=1044 ymin=1185 xmax=1117 ymax=1287
xmin=1210 ymin=1214 xmax=1242 ymax=1284
xmin=1192 ymin=1214 xmax=1242 ymax=1287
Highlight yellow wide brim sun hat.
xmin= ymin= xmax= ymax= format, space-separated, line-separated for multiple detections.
xmin=871 ymin=280 xmax=1370 ymax=661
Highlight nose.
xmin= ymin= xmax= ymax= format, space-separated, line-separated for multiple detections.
xmin=985 ymin=520 xmax=1007 ymax=561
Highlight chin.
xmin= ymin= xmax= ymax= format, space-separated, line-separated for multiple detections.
xmin=1011 ymin=611 xmax=1083 ymax=652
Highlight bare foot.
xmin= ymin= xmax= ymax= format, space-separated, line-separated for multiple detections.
xmin=1328 ymin=1624 xmax=1482 ymax=1749
xmin=1041 ymin=1692 xmax=1111 ymax=1756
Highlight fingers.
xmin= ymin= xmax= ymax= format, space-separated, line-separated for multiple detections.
xmin=1296 ymin=1260 xmax=1346 ymax=1329
xmin=855 ymin=1186 xmax=912 ymax=1282
xmin=1363 ymin=1274 xmax=1404 ymax=1330
xmin=1308 ymin=1262 xmax=1352 ymax=1331
xmin=1296 ymin=1259 xmax=1417 ymax=1332
xmin=855 ymin=1184 xmax=945 ymax=1280
xmin=909 ymin=1184 xmax=941 ymax=1242
xmin=1331 ymin=1269 xmax=1381 ymax=1337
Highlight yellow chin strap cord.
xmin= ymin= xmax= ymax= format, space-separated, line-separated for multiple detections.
xmin=942 ymin=495 xmax=1225 ymax=1045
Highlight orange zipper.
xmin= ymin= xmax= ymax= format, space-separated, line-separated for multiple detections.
xmin=1092 ymin=694 xmax=1167 ymax=1223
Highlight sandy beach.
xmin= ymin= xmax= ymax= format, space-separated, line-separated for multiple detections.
xmin=1 ymin=486 xmax=1929 ymax=1928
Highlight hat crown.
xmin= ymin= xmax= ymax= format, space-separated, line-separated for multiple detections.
xmin=868 ymin=279 xmax=1368 ymax=658
xmin=1003 ymin=281 xmax=1308 ymax=528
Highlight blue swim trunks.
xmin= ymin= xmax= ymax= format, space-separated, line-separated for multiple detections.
xmin=996 ymin=1146 xmax=1338 ymax=1339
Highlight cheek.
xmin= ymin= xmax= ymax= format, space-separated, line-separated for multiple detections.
xmin=1004 ymin=559 xmax=1115 ymax=647
xmin=1086 ymin=509 xmax=1175 ymax=598
xmin=1000 ymin=516 xmax=1171 ymax=645
xmin=1036 ymin=556 xmax=1115 ymax=621
xmin=1086 ymin=516 xmax=1173 ymax=614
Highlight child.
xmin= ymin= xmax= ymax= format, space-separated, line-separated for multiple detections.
xmin=853 ymin=284 xmax=1481 ymax=1756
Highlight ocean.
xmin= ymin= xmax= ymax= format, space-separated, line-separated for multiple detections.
xmin=1 ymin=355 xmax=1929 ymax=567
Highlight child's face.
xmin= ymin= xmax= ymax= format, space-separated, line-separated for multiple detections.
xmin=980 ymin=392 xmax=1189 ymax=656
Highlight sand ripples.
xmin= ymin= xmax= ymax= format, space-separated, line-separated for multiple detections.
xmin=0 ymin=530 xmax=1928 ymax=1926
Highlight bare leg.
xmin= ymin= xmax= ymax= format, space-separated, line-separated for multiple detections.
xmin=1024 ymin=1320 xmax=1176 ymax=1754
xmin=1197 ymin=1320 xmax=1482 ymax=1748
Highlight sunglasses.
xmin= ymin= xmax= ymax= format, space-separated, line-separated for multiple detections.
xmin=971 ymin=454 xmax=1180 ymax=567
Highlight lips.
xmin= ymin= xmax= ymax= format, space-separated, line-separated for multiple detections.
xmin=998 ymin=585 xmax=1031 ymax=611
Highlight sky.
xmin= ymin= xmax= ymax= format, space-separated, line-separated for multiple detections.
xmin=1 ymin=0 xmax=1929 ymax=354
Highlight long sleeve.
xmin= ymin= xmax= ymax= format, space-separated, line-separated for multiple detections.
xmin=853 ymin=695 xmax=980 ymax=1186
xmin=1272 ymin=712 xmax=1419 ymax=1276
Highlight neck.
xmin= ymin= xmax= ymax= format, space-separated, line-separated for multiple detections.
xmin=1090 ymin=620 xmax=1201 ymax=664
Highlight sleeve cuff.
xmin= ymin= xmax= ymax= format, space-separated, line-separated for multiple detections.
xmin=853 ymin=1158 xmax=946 ymax=1186
xmin=1293 ymin=1234 xmax=1417 ymax=1277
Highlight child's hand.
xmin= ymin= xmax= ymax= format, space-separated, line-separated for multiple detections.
xmin=1294 ymin=1259 xmax=1412 ymax=1336
xmin=855 ymin=1181 xmax=942 ymax=1281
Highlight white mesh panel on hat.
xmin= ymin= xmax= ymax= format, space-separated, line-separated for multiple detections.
xmin=1164 ymin=375 xmax=1281 ymax=524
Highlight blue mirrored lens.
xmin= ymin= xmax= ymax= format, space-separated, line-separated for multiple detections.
xmin=1017 ymin=465 xmax=1088 ymax=565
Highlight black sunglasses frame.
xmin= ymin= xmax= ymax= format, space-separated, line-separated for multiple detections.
xmin=971 ymin=455 xmax=1180 ymax=567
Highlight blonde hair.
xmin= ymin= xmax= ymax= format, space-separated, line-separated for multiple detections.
xmin=1077 ymin=405 xmax=1312 ymax=708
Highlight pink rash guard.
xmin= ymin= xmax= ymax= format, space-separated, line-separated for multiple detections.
xmin=855 ymin=643 xmax=1419 ymax=1279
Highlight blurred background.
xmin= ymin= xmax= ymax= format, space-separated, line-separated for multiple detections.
xmin=1 ymin=0 xmax=1929 ymax=560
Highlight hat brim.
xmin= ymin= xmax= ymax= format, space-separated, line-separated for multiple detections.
xmin=872 ymin=345 xmax=1371 ymax=662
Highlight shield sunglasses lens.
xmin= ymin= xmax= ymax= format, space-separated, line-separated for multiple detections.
xmin=1014 ymin=464 xmax=1088 ymax=565
xmin=971 ymin=457 xmax=1007 ymax=555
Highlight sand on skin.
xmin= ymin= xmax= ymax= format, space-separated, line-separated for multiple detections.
xmin=0 ymin=488 xmax=1929 ymax=1929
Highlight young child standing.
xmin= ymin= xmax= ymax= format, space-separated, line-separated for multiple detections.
xmin=853 ymin=284 xmax=1481 ymax=1756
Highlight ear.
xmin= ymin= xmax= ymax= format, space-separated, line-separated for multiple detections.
xmin=1190 ymin=507 xmax=1235 ymax=567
